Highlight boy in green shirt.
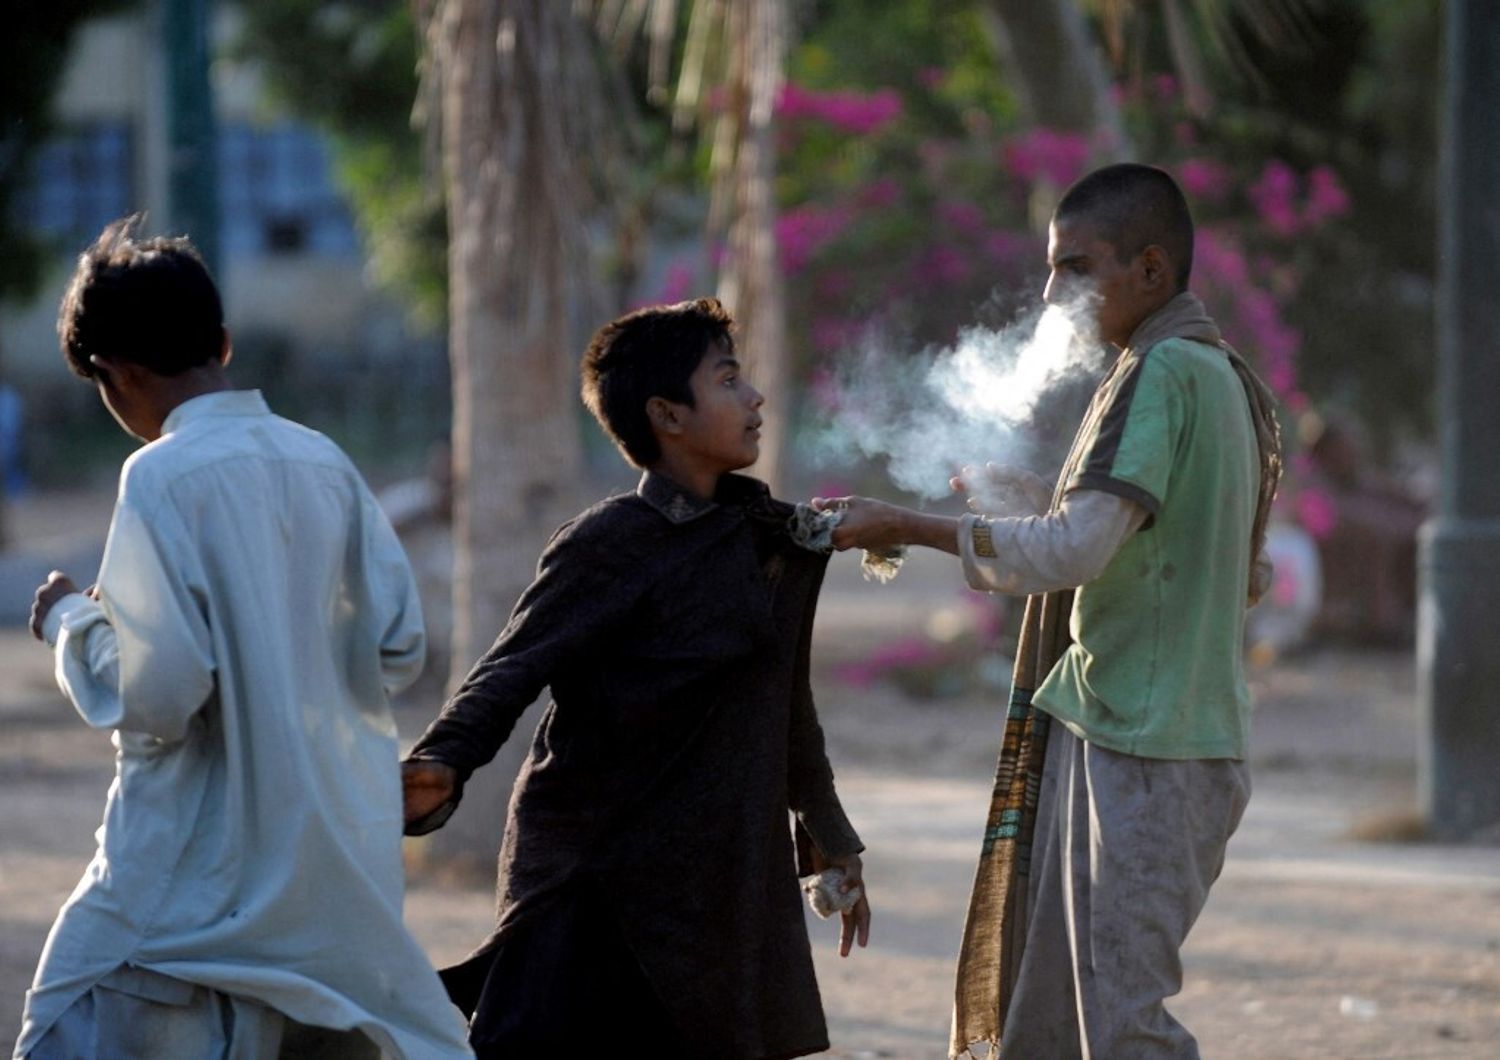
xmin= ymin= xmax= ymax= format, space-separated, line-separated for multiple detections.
xmin=818 ymin=163 xmax=1280 ymax=1057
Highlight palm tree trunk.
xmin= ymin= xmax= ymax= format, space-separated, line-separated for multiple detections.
xmin=983 ymin=0 xmax=1128 ymax=149
xmin=714 ymin=0 xmax=791 ymax=493
xmin=419 ymin=0 xmax=591 ymax=874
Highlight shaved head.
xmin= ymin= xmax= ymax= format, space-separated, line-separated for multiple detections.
xmin=1054 ymin=164 xmax=1195 ymax=290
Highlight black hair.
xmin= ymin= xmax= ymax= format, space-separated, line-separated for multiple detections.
xmin=1054 ymin=164 xmax=1195 ymax=289
xmin=580 ymin=297 xmax=735 ymax=468
xmin=58 ymin=216 xmax=225 ymax=380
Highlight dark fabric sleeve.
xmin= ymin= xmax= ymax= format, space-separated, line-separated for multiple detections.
xmin=406 ymin=518 xmax=639 ymax=789
xmin=785 ymin=560 xmax=863 ymax=865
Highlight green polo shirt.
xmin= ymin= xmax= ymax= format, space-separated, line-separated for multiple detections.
xmin=1035 ymin=336 xmax=1260 ymax=760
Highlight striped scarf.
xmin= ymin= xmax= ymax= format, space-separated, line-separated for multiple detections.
xmin=949 ymin=292 xmax=1282 ymax=1057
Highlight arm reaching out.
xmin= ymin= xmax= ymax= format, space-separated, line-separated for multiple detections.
xmin=809 ymin=496 xmax=960 ymax=556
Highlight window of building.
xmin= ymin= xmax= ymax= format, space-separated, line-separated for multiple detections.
xmin=16 ymin=119 xmax=360 ymax=261
xmin=218 ymin=122 xmax=360 ymax=259
xmin=17 ymin=121 xmax=135 ymax=245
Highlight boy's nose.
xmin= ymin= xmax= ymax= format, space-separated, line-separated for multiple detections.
xmin=747 ymin=383 xmax=765 ymax=408
xmin=1042 ymin=271 xmax=1060 ymax=306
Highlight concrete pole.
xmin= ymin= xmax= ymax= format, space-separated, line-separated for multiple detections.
xmin=1417 ymin=0 xmax=1500 ymax=840
xmin=162 ymin=0 xmax=219 ymax=277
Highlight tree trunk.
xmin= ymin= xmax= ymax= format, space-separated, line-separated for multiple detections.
xmin=420 ymin=0 xmax=589 ymax=875
xmin=983 ymin=0 xmax=1128 ymax=151
xmin=715 ymin=0 xmax=791 ymax=493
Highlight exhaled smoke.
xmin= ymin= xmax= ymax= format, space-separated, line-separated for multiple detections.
xmin=811 ymin=294 xmax=1103 ymax=499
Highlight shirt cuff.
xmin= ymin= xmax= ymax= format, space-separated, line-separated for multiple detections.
xmin=958 ymin=513 xmax=1016 ymax=593
xmin=795 ymin=798 xmax=864 ymax=862
xmin=42 ymin=593 xmax=96 ymax=648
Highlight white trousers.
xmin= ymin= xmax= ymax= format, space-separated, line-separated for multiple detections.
xmin=26 ymin=964 xmax=381 ymax=1060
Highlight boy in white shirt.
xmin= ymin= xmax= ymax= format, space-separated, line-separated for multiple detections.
xmin=17 ymin=219 xmax=471 ymax=1060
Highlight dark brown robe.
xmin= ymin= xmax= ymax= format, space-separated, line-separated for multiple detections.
xmin=408 ymin=471 xmax=862 ymax=1059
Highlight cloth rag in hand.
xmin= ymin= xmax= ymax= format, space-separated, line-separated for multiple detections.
xmin=803 ymin=868 xmax=863 ymax=919
xmin=788 ymin=504 xmax=907 ymax=583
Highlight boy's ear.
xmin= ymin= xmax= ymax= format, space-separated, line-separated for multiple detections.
xmin=88 ymin=353 xmax=119 ymax=385
xmin=1138 ymin=244 xmax=1171 ymax=291
xmin=646 ymin=396 xmax=683 ymax=436
xmin=89 ymin=354 xmax=151 ymax=391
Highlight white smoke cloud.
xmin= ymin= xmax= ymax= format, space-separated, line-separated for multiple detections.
xmin=810 ymin=294 xmax=1104 ymax=499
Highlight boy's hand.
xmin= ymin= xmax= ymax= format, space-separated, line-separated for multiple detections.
xmin=29 ymin=571 xmax=82 ymax=641
xmin=810 ymin=496 xmax=911 ymax=553
xmin=401 ymin=760 xmax=458 ymax=825
xmin=813 ymin=849 xmax=872 ymax=957
xmin=950 ymin=463 xmax=1052 ymax=517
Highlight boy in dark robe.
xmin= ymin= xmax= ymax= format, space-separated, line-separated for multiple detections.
xmin=402 ymin=298 xmax=871 ymax=1058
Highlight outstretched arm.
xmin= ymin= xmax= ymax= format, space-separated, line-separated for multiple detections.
xmin=402 ymin=523 xmax=639 ymax=833
xmin=810 ymin=495 xmax=961 ymax=556
xmin=813 ymin=467 xmax=1147 ymax=596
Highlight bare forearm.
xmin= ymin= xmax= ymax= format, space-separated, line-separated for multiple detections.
xmin=817 ymin=495 xmax=961 ymax=555
xmin=893 ymin=508 xmax=960 ymax=555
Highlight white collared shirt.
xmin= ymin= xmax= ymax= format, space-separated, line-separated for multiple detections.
xmin=17 ymin=390 xmax=470 ymax=1058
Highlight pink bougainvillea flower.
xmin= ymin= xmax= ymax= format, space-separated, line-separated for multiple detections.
xmin=1002 ymin=127 xmax=1092 ymax=188
xmin=1248 ymin=160 xmax=1304 ymax=236
xmin=938 ymin=198 xmax=985 ymax=231
xmin=1296 ymin=488 xmax=1340 ymax=540
xmin=776 ymin=83 xmax=903 ymax=136
xmin=811 ymin=315 xmax=858 ymax=353
xmin=831 ymin=88 xmax=903 ymax=134
xmin=832 ymin=661 xmax=880 ymax=688
xmin=918 ymin=66 xmax=946 ymax=90
xmin=1303 ymin=165 xmax=1352 ymax=226
xmin=655 ymin=261 xmax=695 ymax=305
xmin=918 ymin=245 xmax=972 ymax=286
xmin=775 ymin=82 xmax=816 ymax=121
xmin=1178 ymin=158 xmax=1232 ymax=202
xmin=775 ymin=204 xmax=852 ymax=274
xmin=868 ymin=636 xmax=945 ymax=669
xmin=983 ymin=230 xmax=1027 ymax=265
xmin=1153 ymin=73 xmax=1180 ymax=100
xmin=1272 ymin=564 xmax=1301 ymax=607
xmin=1194 ymin=229 xmax=1250 ymax=287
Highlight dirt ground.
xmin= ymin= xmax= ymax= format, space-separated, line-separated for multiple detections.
xmin=1 ymin=517 xmax=1497 ymax=1058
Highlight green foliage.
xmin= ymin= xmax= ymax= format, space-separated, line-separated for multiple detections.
xmin=231 ymin=0 xmax=447 ymax=327
xmin=0 ymin=1 xmax=139 ymax=305
xmin=1105 ymin=0 xmax=1441 ymax=450
xmin=774 ymin=3 xmax=1043 ymax=357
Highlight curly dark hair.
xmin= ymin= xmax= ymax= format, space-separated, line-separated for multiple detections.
xmin=580 ymin=297 xmax=735 ymax=467
xmin=58 ymin=216 xmax=224 ymax=380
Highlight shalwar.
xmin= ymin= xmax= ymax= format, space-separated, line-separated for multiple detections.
xmin=998 ymin=725 xmax=1250 ymax=1059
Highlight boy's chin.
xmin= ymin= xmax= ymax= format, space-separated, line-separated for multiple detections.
xmin=720 ymin=447 xmax=759 ymax=474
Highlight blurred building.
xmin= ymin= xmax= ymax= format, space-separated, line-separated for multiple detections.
xmin=1 ymin=6 xmax=445 ymax=476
